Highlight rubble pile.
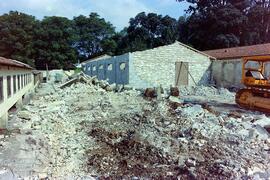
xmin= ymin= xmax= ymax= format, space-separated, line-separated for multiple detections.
xmin=85 ymin=100 xmax=270 ymax=179
xmin=16 ymin=80 xmax=144 ymax=178
xmin=180 ymin=85 xmax=235 ymax=99
xmin=8 ymin=78 xmax=270 ymax=178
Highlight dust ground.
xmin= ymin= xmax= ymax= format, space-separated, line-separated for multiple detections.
xmin=0 ymin=80 xmax=269 ymax=179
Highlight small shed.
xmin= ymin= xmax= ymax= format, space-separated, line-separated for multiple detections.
xmin=83 ymin=41 xmax=214 ymax=88
xmin=204 ymin=43 xmax=270 ymax=88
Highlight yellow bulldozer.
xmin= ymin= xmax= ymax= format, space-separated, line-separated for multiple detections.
xmin=236 ymin=56 xmax=270 ymax=113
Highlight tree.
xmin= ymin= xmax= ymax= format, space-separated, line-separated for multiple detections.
xmin=32 ymin=16 xmax=77 ymax=70
xmin=243 ymin=0 xmax=270 ymax=45
xmin=0 ymin=11 xmax=37 ymax=66
xmin=176 ymin=0 xmax=249 ymax=50
xmin=117 ymin=12 xmax=178 ymax=53
xmin=176 ymin=0 xmax=270 ymax=50
xmin=73 ymin=13 xmax=116 ymax=60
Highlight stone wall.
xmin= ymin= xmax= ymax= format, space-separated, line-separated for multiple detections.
xmin=212 ymin=59 xmax=270 ymax=88
xmin=129 ymin=42 xmax=212 ymax=88
xmin=211 ymin=59 xmax=243 ymax=88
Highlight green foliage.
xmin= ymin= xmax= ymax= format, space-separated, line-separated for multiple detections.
xmin=116 ymin=12 xmax=178 ymax=53
xmin=0 ymin=11 xmax=37 ymax=66
xmin=176 ymin=0 xmax=270 ymax=50
xmin=74 ymin=67 xmax=82 ymax=74
xmin=32 ymin=16 xmax=77 ymax=70
xmin=73 ymin=13 xmax=116 ymax=60
xmin=1 ymin=2 xmax=270 ymax=69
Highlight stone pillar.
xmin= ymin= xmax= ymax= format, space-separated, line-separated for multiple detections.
xmin=16 ymin=96 xmax=23 ymax=109
xmin=0 ymin=112 xmax=8 ymax=128
xmin=221 ymin=62 xmax=225 ymax=88
xmin=22 ymin=93 xmax=31 ymax=105
xmin=233 ymin=62 xmax=238 ymax=85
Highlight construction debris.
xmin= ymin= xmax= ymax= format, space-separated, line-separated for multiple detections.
xmin=170 ymin=86 xmax=180 ymax=97
xmin=0 ymin=76 xmax=269 ymax=179
xmin=144 ymin=88 xmax=156 ymax=98
xmin=59 ymin=73 xmax=89 ymax=89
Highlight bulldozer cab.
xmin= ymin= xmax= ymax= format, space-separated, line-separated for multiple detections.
xmin=242 ymin=56 xmax=270 ymax=88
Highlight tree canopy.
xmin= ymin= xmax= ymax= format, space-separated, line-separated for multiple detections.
xmin=0 ymin=11 xmax=37 ymax=66
xmin=32 ymin=16 xmax=77 ymax=70
xmin=73 ymin=13 xmax=116 ymax=60
xmin=115 ymin=12 xmax=178 ymax=54
xmin=176 ymin=0 xmax=270 ymax=50
xmin=0 ymin=1 xmax=269 ymax=69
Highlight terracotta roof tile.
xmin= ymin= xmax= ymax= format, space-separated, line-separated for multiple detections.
xmin=0 ymin=57 xmax=33 ymax=69
xmin=203 ymin=43 xmax=270 ymax=60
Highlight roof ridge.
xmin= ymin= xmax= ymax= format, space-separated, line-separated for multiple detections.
xmin=203 ymin=43 xmax=270 ymax=60
xmin=0 ymin=57 xmax=33 ymax=69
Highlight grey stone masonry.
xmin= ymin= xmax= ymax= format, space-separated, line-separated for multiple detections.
xmin=129 ymin=41 xmax=213 ymax=88
xmin=212 ymin=59 xmax=270 ymax=88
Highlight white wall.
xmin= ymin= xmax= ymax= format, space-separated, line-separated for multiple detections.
xmin=0 ymin=66 xmax=34 ymax=127
xmin=211 ymin=59 xmax=246 ymax=88
xmin=211 ymin=59 xmax=242 ymax=88
xmin=129 ymin=42 xmax=212 ymax=88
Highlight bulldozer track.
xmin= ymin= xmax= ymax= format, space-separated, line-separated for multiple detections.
xmin=236 ymin=88 xmax=270 ymax=113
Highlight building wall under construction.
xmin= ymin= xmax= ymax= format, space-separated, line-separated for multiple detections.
xmin=129 ymin=42 xmax=212 ymax=88
xmin=212 ymin=59 xmax=270 ymax=88
xmin=211 ymin=59 xmax=243 ymax=88
xmin=83 ymin=42 xmax=213 ymax=89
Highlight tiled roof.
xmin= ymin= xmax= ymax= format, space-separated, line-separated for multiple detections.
xmin=0 ymin=57 xmax=33 ymax=69
xmin=203 ymin=43 xmax=270 ymax=60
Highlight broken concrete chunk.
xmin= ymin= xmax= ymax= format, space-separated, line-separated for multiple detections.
xmin=178 ymin=156 xmax=188 ymax=167
xmin=105 ymin=85 xmax=114 ymax=92
xmin=99 ymin=80 xmax=108 ymax=89
xmin=169 ymin=96 xmax=183 ymax=104
xmin=144 ymin=88 xmax=156 ymax=98
xmin=123 ymin=85 xmax=133 ymax=91
xmin=179 ymin=105 xmax=205 ymax=118
xmin=38 ymin=173 xmax=48 ymax=179
xmin=254 ymin=116 xmax=270 ymax=127
xmin=228 ymin=111 xmax=242 ymax=119
xmin=168 ymin=96 xmax=183 ymax=109
xmin=170 ymin=87 xmax=180 ymax=97
xmin=17 ymin=110 xmax=32 ymax=120
xmin=264 ymin=125 xmax=270 ymax=134
xmin=185 ymin=159 xmax=196 ymax=167
xmin=253 ymin=116 xmax=270 ymax=134
xmin=0 ymin=168 xmax=15 ymax=180
xmin=60 ymin=77 xmax=80 ymax=89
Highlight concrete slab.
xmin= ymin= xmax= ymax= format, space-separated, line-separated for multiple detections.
xmin=0 ymin=113 xmax=8 ymax=128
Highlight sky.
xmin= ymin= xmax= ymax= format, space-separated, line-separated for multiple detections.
xmin=0 ymin=0 xmax=190 ymax=31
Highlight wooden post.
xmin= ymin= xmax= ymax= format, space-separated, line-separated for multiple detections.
xmin=46 ymin=64 xmax=49 ymax=82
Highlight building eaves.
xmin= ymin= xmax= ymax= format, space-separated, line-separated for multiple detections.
xmin=203 ymin=43 xmax=270 ymax=60
xmin=0 ymin=57 xmax=33 ymax=70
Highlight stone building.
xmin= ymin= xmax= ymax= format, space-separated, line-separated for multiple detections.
xmin=0 ymin=57 xmax=35 ymax=128
xmin=204 ymin=43 xmax=270 ymax=88
xmin=83 ymin=41 xmax=214 ymax=88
